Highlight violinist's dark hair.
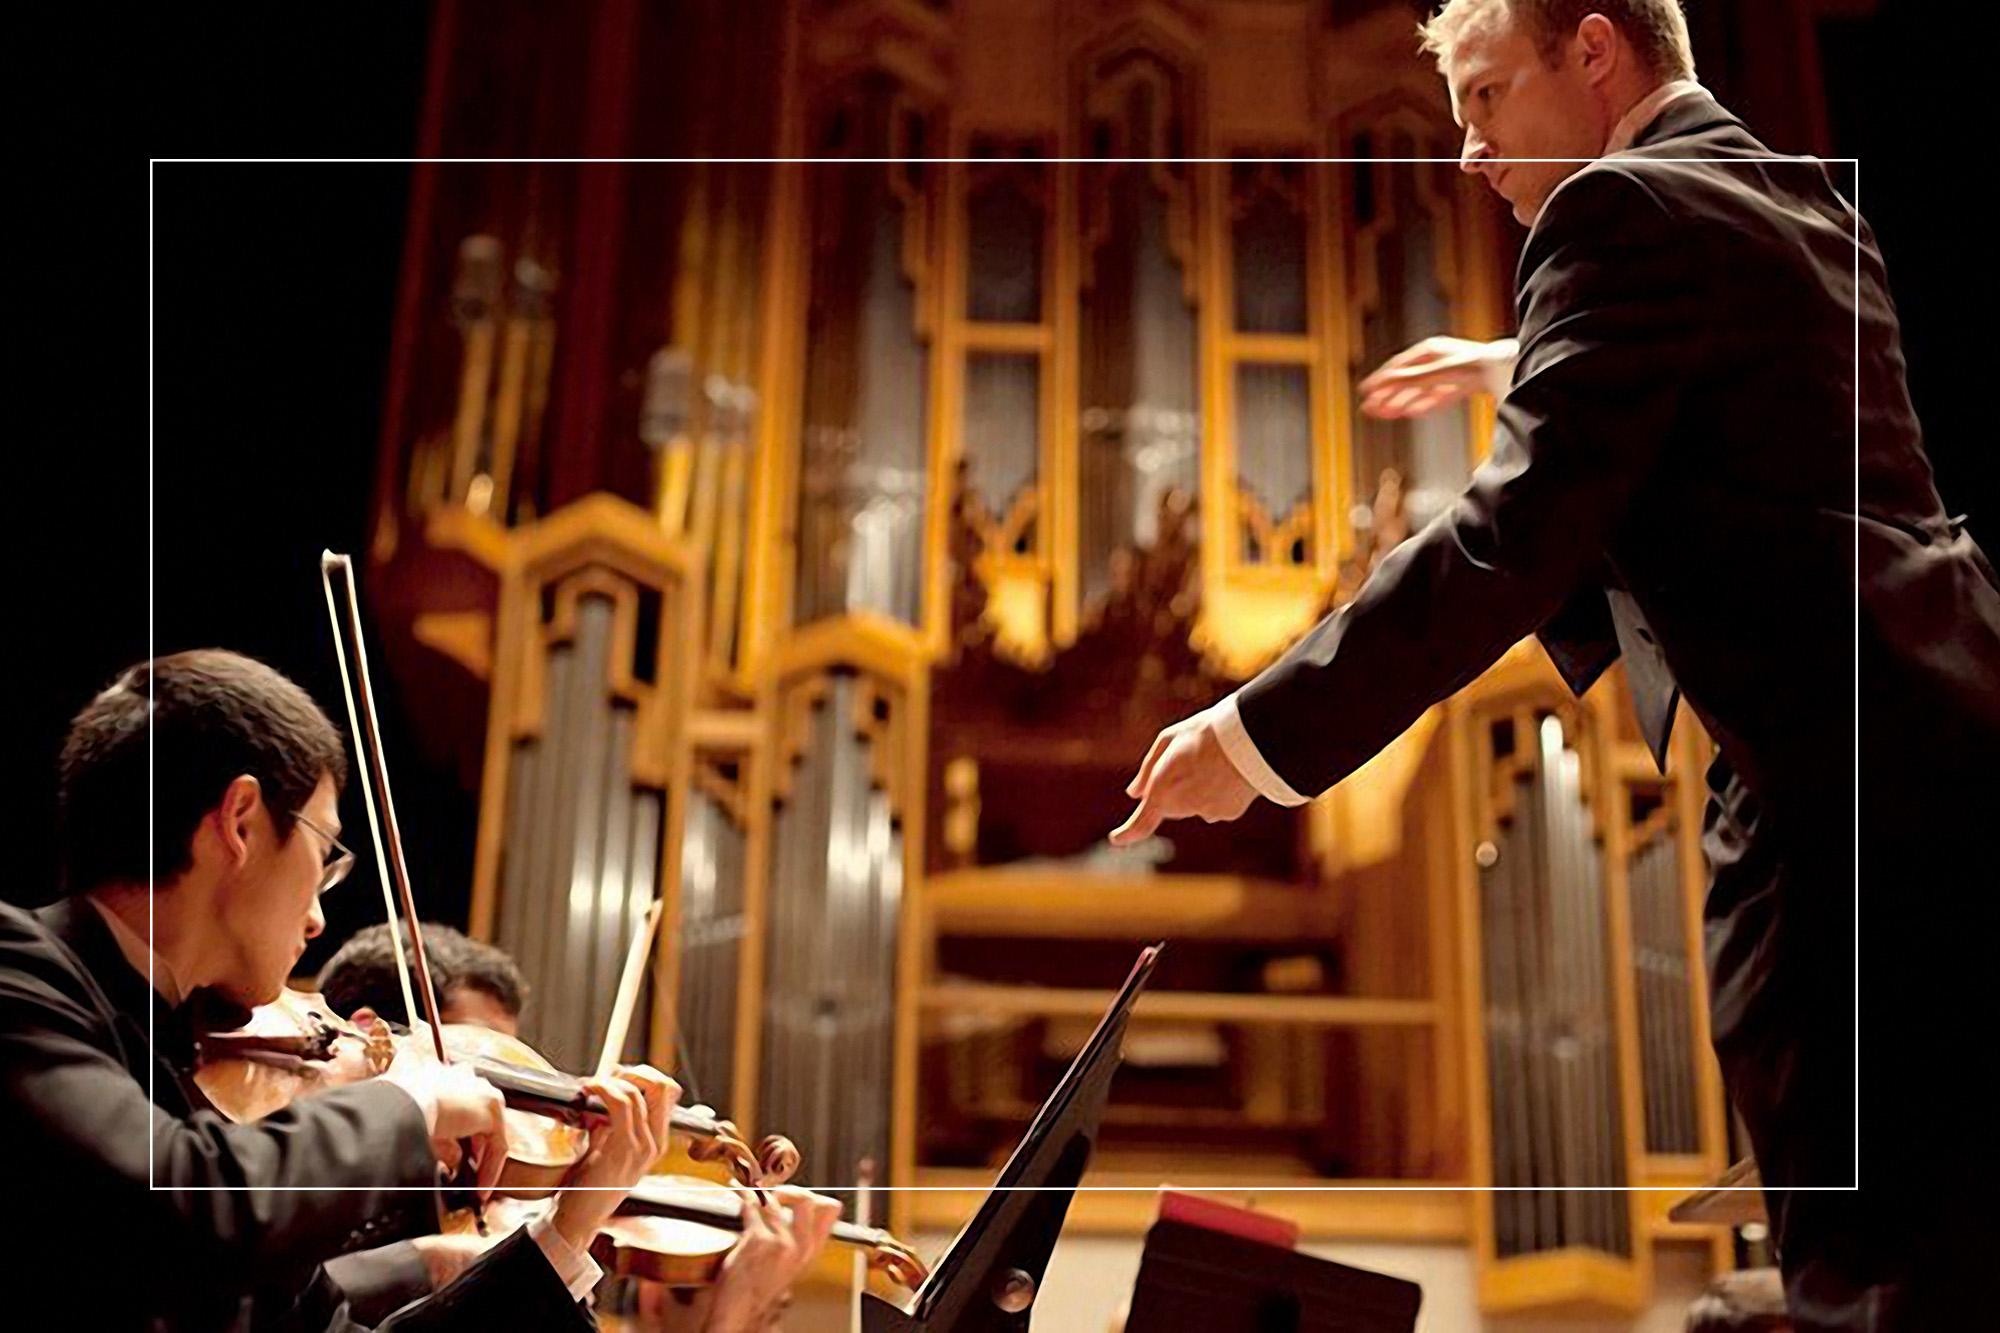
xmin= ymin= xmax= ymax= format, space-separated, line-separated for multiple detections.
xmin=57 ymin=650 xmax=348 ymax=895
xmin=318 ymin=920 xmax=528 ymax=1023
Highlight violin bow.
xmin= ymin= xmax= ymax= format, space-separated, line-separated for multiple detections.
xmin=320 ymin=552 xmax=486 ymax=1229
xmin=597 ymin=896 xmax=796 ymax=1197
xmin=851 ymin=1156 xmax=876 ymax=1333
xmin=593 ymin=897 xmax=663 ymax=1082
xmin=320 ymin=554 xmax=779 ymax=1204
xmin=318 ymin=556 xmax=424 ymax=1037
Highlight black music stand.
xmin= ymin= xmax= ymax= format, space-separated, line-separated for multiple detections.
xmin=1124 ymin=1212 xmax=1422 ymax=1333
xmin=862 ymin=943 xmax=1163 ymax=1332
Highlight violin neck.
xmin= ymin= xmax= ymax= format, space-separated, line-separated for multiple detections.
xmin=620 ymin=1183 xmax=889 ymax=1251
xmin=464 ymin=1060 xmax=723 ymax=1139
xmin=470 ymin=1057 xmax=604 ymax=1124
xmin=669 ymin=1107 xmax=729 ymax=1141
xmin=828 ymin=1219 xmax=896 ymax=1251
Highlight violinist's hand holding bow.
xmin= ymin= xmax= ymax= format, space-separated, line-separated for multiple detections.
xmin=549 ymin=1064 xmax=680 ymax=1252
xmin=380 ymin=1039 xmax=510 ymax=1198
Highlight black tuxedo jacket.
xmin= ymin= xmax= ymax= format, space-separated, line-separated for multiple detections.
xmin=1240 ymin=90 xmax=1998 ymax=808
xmin=1235 ymin=92 xmax=2000 ymax=1126
xmin=0 ymin=898 xmax=590 ymax=1331
xmin=1240 ymin=91 xmax=1992 ymax=808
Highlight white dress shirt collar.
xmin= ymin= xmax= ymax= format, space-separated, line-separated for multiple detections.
xmin=1605 ymin=79 xmax=1706 ymax=155
xmin=85 ymin=893 xmax=186 ymax=1007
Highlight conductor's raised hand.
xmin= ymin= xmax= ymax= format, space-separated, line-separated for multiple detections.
xmin=1110 ymin=707 xmax=1256 ymax=847
xmin=1358 ymin=334 xmax=1517 ymax=419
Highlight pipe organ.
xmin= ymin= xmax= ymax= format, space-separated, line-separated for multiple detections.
xmin=369 ymin=0 xmax=1738 ymax=1317
xmin=792 ymin=80 xmax=939 ymax=632
xmin=1475 ymin=708 xmax=1634 ymax=1263
xmin=470 ymin=503 xmax=698 ymax=1075
xmin=1626 ymin=788 xmax=1703 ymax=1158
xmin=1078 ymin=49 xmax=1204 ymax=610
xmin=760 ymin=659 xmax=920 ymax=1188
xmin=675 ymin=749 xmax=751 ymax=1112
xmin=1340 ymin=109 xmax=1474 ymax=537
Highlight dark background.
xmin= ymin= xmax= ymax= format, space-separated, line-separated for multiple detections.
xmin=15 ymin=4 xmax=1986 ymax=977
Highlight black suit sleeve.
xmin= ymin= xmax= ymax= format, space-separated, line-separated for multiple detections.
xmin=375 ymin=1230 xmax=594 ymax=1331
xmin=0 ymin=915 xmax=441 ymax=1288
xmin=1237 ymin=167 xmax=1705 ymax=797
xmin=285 ymin=1231 xmax=594 ymax=1332
xmin=325 ymin=1242 xmax=436 ymax=1326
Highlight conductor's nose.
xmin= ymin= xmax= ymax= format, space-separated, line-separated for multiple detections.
xmin=1460 ymin=128 xmax=1495 ymax=175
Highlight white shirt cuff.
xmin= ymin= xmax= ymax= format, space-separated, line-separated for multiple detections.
xmin=1480 ymin=338 xmax=1520 ymax=398
xmin=527 ymin=1214 xmax=603 ymax=1305
xmin=378 ymin=1077 xmax=439 ymax=1138
xmin=1212 ymin=693 xmax=1310 ymax=808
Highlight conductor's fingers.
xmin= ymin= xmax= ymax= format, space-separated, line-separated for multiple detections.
xmin=1360 ymin=358 xmax=1438 ymax=391
xmin=1126 ymin=729 xmax=1173 ymax=798
xmin=1109 ymin=790 xmax=1166 ymax=846
xmin=1359 ymin=342 xmax=1449 ymax=389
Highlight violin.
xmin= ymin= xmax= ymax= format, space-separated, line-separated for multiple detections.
xmin=191 ymin=988 xmax=395 ymax=1122
xmin=191 ymin=990 xmax=796 ymax=1194
xmin=432 ymin=1174 xmax=927 ymax=1292
xmin=607 ymin=1175 xmax=926 ymax=1289
xmin=304 ymin=551 xmax=928 ymax=1298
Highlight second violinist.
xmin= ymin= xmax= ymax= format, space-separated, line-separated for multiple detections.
xmin=313 ymin=920 xmax=847 ymax=1328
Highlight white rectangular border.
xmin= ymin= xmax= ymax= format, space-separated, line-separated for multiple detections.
xmin=146 ymin=153 xmax=1864 ymax=1198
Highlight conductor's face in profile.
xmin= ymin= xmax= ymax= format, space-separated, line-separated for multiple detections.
xmin=1444 ymin=13 xmax=1638 ymax=226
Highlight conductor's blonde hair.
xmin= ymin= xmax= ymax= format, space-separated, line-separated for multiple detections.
xmin=1419 ymin=0 xmax=1696 ymax=82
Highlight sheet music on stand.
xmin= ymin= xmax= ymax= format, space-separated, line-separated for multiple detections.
xmin=863 ymin=943 xmax=1164 ymax=1332
xmin=1125 ymin=1193 xmax=1422 ymax=1333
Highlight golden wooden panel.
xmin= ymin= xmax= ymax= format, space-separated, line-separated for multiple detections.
xmin=409 ymin=611 xmax=494 ymax=681
xmin=926 ymin=869 xmax=1341 ymax=941
xmin=920 ymin=984 xmax=1438 ymax=1028
xmin=1478 ymin=1247 xmax=1650 ymax=1317
xmin=910 ymin=1169 xmax=1471 ymax=1241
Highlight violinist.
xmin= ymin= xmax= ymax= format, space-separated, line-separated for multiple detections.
xmin=318 ymin=921 xmax=527 ymax=1037
xmin=310 ymin=921 xmax=527 ymax=1320
xmin=315 ymin=921 xmax=848 ymax=1330
xmin=0 ymin=649 xmax=677 ymax=1331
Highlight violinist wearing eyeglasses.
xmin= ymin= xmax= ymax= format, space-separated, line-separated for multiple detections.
xmin=0 ymin=650 xmax=823 ymax=1332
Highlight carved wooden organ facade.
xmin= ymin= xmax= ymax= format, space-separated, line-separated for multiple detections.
xmin=370 ymin=0 xmax=1736 ymax=1315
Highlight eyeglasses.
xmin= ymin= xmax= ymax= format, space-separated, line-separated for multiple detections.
xmin=291 ymin=811 xmax=355 ymax=896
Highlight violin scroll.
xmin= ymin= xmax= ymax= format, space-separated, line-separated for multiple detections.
xmin=866 ymin=1234 xmax=929 ymax=1289
xmin=685 ymin=1119 xmax=800 ymax=1191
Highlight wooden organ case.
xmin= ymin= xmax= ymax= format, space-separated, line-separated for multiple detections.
xmin=367 ymin=0 xmax=1741 ymax=1316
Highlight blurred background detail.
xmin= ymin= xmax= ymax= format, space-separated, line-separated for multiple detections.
xmin=23 ymin=2 xmax=1979 ymax=1328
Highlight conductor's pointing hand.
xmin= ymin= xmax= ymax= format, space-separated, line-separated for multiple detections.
xmin=1110 ymin=706 xmax=1257 ymax=846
